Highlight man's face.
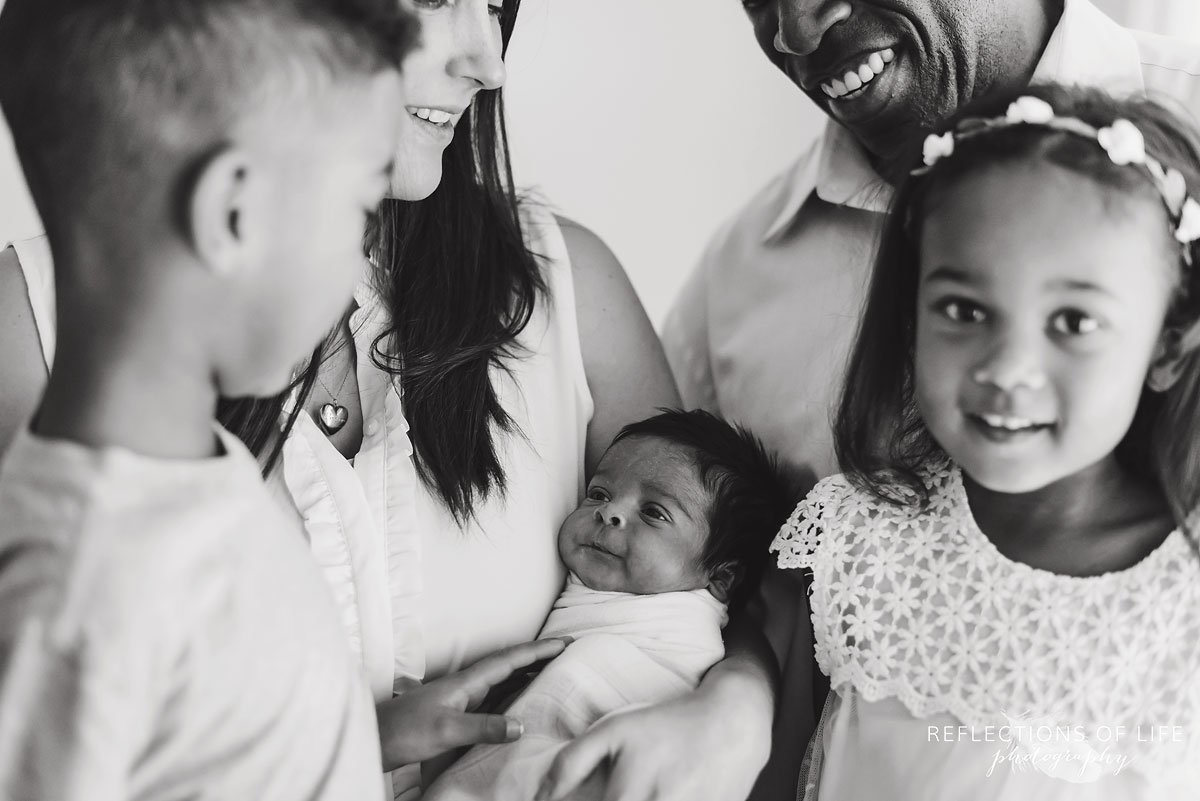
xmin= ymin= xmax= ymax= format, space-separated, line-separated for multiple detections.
xmin=741 ymin=0 xmax=1045 ymax=174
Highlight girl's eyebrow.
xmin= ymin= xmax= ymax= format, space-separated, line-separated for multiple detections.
xmin=922 ymin=265 xmax=974 ymax=285
xmin=1044 ymin=278 xmax=1116 ymax=298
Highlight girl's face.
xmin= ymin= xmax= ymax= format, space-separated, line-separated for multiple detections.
xmin=914 ymin=162 xmax=1178 ymax=494
xmin=388 ymin=0 xmax=507 ymax=200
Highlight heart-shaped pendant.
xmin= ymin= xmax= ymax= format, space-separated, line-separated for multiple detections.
xmin=319 ymin=402 xmax=349 ymax=435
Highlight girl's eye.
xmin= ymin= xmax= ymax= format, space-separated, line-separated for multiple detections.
xmin=1050 ymin=309 xmax=1100 ymax=336
xmin=937 ymin=298 xmax=987 ymax=324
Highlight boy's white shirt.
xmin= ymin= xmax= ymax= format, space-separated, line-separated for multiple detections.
xmin=0 ymin=425 xmax=386 ymax=801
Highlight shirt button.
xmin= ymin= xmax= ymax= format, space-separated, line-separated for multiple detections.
xmin=365 ymin=419 xmax=380 ymax=437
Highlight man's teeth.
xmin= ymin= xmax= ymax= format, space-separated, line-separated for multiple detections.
xmin=413 ymin=108 xmax=452 ymax=124
xmin=821 ymin=48 xmax=895 ymax=100
xmin=980 ymin=413 xmax=1040 ymax=431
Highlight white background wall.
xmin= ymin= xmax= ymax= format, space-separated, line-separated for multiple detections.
xmin=2 ymin=0 xmax=1197 ymax=326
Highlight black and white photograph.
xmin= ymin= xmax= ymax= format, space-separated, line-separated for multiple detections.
xmin=0 ymin=1 xmax=1198 ymax=799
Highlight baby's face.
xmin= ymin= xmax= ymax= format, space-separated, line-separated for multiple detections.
xmin=559 ymin=436 xmax=712 ymax=594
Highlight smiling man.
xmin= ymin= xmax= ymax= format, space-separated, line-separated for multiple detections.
xmin=663 ymin=0 xmax=1200 ymax=483
xmin=662 ymin=3 xmax=1200 ymax=799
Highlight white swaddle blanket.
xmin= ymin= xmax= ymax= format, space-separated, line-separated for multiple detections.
xmin=423 ymin=574 xmax=727 ymax=801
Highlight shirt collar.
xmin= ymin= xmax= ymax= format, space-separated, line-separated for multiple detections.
xmin=763 ymin=0 xmax=1145 ymax=245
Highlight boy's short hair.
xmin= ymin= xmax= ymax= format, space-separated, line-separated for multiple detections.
xmin=614 ymin=409 xmax=799 ymax=609
xmin=0 ymin=0 xmax=416 ymax=233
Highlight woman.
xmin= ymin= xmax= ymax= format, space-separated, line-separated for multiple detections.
xmin=0 ymin=1 xmax=776 ymax=798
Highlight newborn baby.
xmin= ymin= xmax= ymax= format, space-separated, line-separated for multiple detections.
xmin=424 ymin=409 xmax=795 ymax=801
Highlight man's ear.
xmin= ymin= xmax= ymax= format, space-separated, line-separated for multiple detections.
xmin=1148 ymin=318 xmax=1200 ymax=392
xmin=185 ymin=146 xmax=253 ymax=276
xmin=707 ymin=563 xmax=743 ymax=604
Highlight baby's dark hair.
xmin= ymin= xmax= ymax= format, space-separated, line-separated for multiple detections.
xmin=835 ymin=83 xmax=1200 ymax=533
xmin=0 ymin=0 xmax=416 ymax=238
xmin=614 ymin=409 xmax=798 ymax=610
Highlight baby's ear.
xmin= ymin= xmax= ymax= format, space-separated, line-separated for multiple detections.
xmin=184 ymin=145 xmax=254 ymax=276
xmin=1148 ymin=319 xmax=1200 ymax=392
xmin=707 ymin=563 xmax=743 ymax=604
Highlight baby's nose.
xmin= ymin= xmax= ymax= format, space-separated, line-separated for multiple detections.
xmin=593 ymin=506 xmax=626 ymax=528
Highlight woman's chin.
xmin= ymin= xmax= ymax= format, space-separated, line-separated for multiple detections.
xmin=387 ymin=164 xmax=444 ymax=202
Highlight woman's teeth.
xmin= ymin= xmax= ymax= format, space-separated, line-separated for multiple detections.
xmin=413 ymin=108 xmax=452 ymax=125
xmin=821 ymin=48 xmax=895 ymax=100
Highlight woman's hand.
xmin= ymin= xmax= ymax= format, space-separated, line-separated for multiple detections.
xmin=535 ymin=658 xmax=775 ymax=801
xmin=377 ymin=637 xmax=569 ymax=772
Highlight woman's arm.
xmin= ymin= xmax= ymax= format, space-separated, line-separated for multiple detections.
xmin=560 ymin=216 xmax=681 ymax=478
xmin=0 ymin=246 xmax=50 ymax=455
xmin=552 ymin=218 xmax=777 ymax=800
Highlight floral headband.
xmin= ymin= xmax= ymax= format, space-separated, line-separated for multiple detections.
xmin=915 ymin=95 xmax=1200 ymax=266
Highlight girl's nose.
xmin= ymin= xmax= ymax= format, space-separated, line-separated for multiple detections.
xmin=972 ymin=335 xmax=1048 ymax=392
xmin=448 ymin=3 xmax=507 ymax=91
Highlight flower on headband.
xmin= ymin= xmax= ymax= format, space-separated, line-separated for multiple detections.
xmin=1176 ymin=197 xmax=1200 ymax=245
xmin=1097 ymin=119 xmax=1146 ymax=166
xmin=1005 ymin=96 xmax=1055 ymax=125
xmin=922 ymin=131 xmax=955 ymax=167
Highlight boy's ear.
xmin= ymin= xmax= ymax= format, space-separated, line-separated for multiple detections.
xmin=186 ymin=146 xmax=254 ymax=276
xmin=707 ymin=563 xmax=743 ymax=604
xmin=1148 ymin=319 xmax=1200 ymax=392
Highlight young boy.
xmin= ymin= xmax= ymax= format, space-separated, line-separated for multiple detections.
xmin=0 ymin=1 xmax=414 ymax=798
xmin=424 ymin=409 xmax=798 ymax=801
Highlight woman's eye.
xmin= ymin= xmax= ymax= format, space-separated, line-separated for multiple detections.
xmin=1050 ymin=309 xmax=1100 ymax=335
xmin=410 ymin=0 xmax=449 ymax=9
xmin=937 ymin=298 xmax=987 ymax=324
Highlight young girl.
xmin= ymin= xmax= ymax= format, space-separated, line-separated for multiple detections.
xmin=772 ymin=84 xmax=1200 ymax=800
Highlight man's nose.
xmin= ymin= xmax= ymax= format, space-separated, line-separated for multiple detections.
xmin=775 ymin=0 xmax=853 ymax=57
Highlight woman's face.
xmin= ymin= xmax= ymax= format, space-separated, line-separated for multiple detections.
xmin=390 ymin=0 xmax=507 ymax=200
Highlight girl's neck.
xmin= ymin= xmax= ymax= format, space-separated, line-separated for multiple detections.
xmin=962 ymin=456 xmax=1175 ymax=577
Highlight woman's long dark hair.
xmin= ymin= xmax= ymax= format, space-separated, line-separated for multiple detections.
xmin=835 ymin=84 xmax=1200 ymax=533
xmin=219 ymin=0 xmax=547 ymax=522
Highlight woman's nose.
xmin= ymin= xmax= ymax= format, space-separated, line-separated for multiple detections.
xmin=448 ymin=2 xmax=507 ymax=90
xmin=775 ymin=0 xmax=853 ymax=57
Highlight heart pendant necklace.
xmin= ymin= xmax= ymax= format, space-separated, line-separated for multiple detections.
xmin=316 ymin=361 xmax=353 ymax=436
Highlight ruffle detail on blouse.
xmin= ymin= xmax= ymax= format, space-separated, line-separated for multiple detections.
xmin=774 ymin=463 xmax=1200 ymax=777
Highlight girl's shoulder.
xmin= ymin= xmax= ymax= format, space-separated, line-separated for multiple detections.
xmin=771 ymin=462 xmax=958 ymax=571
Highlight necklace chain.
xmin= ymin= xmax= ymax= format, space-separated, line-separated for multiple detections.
xmin=317 ymin=356 xmax=352 ymax=402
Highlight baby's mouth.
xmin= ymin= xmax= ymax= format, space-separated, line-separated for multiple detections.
xmin=584 ymin=542 xmax=619 ymax=558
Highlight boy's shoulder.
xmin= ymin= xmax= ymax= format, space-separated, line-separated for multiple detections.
xmin=0 ymin=428 xmax=278 ymax=648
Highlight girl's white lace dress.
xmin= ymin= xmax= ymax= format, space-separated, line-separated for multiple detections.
xmin=771 ymin=463 xmax=1200 ymax=800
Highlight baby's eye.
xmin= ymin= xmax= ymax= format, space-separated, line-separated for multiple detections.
xmin=585 ymin=487 xmax=609 ymax=503
xmin=936 ymin=298 xmax=987 ymax=324
xmin=1050 ymin=309 xmax=1100 ymax=336
xmin=642 ymin=505 xmax=670 ymax=523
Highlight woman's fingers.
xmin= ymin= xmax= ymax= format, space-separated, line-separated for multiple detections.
xmin=535 ymin=725 xmax=615 ymax=801
xmin=450 ymin=637 xmax=570 ymax=708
